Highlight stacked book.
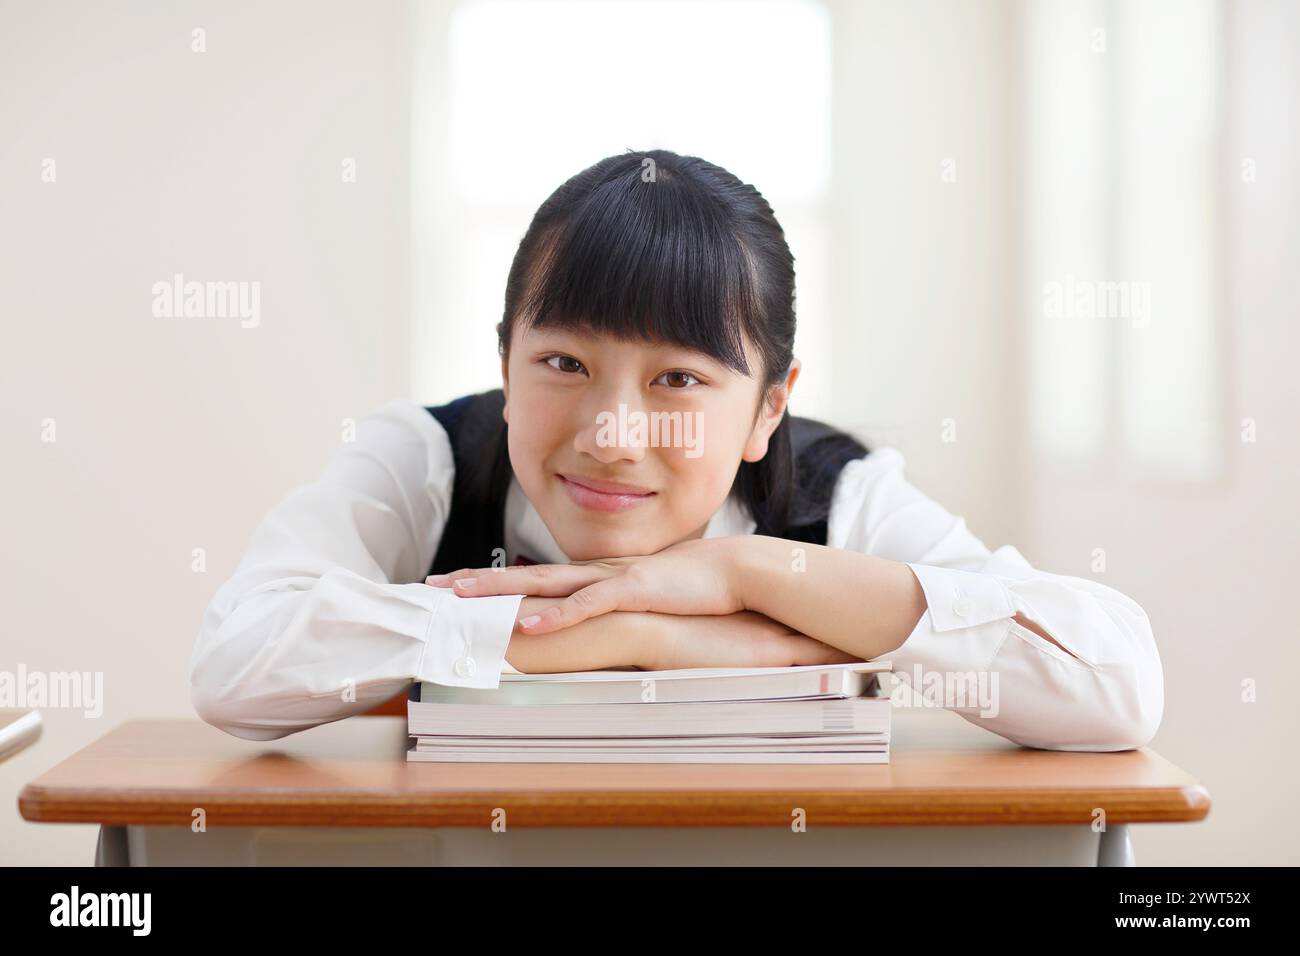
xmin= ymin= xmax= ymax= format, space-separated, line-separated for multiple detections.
xmin=406 ymin=661 xmax=893 ymax=764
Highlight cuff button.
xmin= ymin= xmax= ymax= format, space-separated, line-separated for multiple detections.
xmin=454 ymin=656 xmax=477 ymax=678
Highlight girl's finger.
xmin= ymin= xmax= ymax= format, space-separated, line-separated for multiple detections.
xmin=515 ymin=579 xmax=627 ymax=634
xmin=426 ymin=563 xmax=608 ymax=598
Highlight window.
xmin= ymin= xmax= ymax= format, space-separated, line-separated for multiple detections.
xmin=1025 ymin=0 xmax=1223 ymax=482
xmin=412 ymin=0 xmax=835 ymax=414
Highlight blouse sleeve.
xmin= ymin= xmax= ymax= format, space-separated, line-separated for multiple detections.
xmin=188 ymin=399 xmax=524 ymax=741
xmin=827 ymin=448 xmax=1164 ymax=752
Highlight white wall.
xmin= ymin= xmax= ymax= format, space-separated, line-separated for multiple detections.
xmin=828 ymin=0 xmax=1023 ymax=545
xmin=0 ymin=0 xmax=411 ymax=865
xmin=1023 ymin=0 xmax=1300 ymax=865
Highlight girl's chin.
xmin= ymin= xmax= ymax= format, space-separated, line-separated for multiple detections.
xmin=550 ymin=524 xmax=665 ymax=562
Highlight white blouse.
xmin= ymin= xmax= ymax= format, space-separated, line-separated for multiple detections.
xmin=189 ymin=399 xmax=1164 ymax=751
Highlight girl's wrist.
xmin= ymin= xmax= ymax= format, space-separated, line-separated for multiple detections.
xmin=633 ymin=616 xmax=664 ymax=671
xmin=729 ymin=534 xmax=784 ymax=616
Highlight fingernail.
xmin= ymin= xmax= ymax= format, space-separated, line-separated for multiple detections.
xmin=453 ymin=578 xmax=476 ymax=589
xmin=426 ymin=574 xmax=448 ymax=584
xmin=518 ymin=615 xmax=541 ymax=628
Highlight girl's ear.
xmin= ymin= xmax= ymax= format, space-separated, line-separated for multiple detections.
xmin=742 ymin=358 xmax=802 ymax=463
xmin=500 ymin=354 xmax=510 ymax=424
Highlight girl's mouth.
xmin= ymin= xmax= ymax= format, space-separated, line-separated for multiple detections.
xmin=557 ymin=474 xmax=657 ymax=513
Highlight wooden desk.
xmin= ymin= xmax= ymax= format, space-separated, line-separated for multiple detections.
xmin=18 ymin=707 xmax=1209 ymax=866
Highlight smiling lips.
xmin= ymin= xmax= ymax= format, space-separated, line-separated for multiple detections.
xmin=558 ymin=473 xmax=657 ymax=513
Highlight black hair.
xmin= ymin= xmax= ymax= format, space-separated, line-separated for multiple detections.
xmin=493 ymin=148 xmax=867 ymax=537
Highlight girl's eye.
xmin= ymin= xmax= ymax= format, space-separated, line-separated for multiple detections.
xmin=543 ymin=354 xmax=699 ymax=388
xmin=654 ymin=370 xmax=702 ymax=389
xmin=544 ymin=354 xmax=586 ymax=375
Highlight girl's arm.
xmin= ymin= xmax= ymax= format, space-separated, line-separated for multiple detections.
xmin=733 ymin=539 xmax=1075 ymax=664
xmin=732 ymin=449 xmax=1164 ymax=752
xmin=507 ymin=597 xmax=858 ymax=673
xmin=732 ymin=538 xmax=927 ymax=662
xmin=190 ymin=401 xmax=525 ymax=741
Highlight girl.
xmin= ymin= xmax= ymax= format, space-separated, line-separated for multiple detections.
xmin=190 ymin=149 xmax=1163 ymax=751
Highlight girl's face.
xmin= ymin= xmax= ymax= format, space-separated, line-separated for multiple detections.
xmin=502 ymin=322 xmax=798 ymax=560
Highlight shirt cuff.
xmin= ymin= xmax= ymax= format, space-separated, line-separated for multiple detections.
xmin=889 ymin=563 xmax=1018 ymax=674
xmin=417 ymin=588 xmax=524 ymax=689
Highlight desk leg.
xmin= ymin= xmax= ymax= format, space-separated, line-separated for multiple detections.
xmin=1097 ymin=825 xmax=1135 ymax=867
xmin=94 ymin=826 xmax=129 ymax=867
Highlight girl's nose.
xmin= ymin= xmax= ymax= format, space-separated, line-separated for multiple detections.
xmin=573 ymin=400 xmax=649 ymax=464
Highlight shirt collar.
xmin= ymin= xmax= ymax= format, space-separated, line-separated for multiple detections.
xmin=504 ymin=475 xmax=756 ymax=565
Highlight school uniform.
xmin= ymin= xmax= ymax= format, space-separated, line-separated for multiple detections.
xmin=189 ymin=391 xmax=1164 ymax=751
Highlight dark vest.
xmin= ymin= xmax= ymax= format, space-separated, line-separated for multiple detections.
xmin=425 ymin=388 xmax=867 ymax=577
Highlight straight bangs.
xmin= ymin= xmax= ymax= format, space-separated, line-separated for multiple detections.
xmin=514 ymin=170 xmax=762 ymax=377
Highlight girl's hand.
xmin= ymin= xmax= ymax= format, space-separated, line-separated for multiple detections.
xmin=427 ymin=537 xmax=746 ymax=635
xmin=504 ymin=597 xmax=656 ymax=673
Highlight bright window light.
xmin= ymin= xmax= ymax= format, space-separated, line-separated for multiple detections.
xmin=447 ymin=0 xmax=831 ymax=204
xmin=414 ymin=0 xmax=834 ymax=409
